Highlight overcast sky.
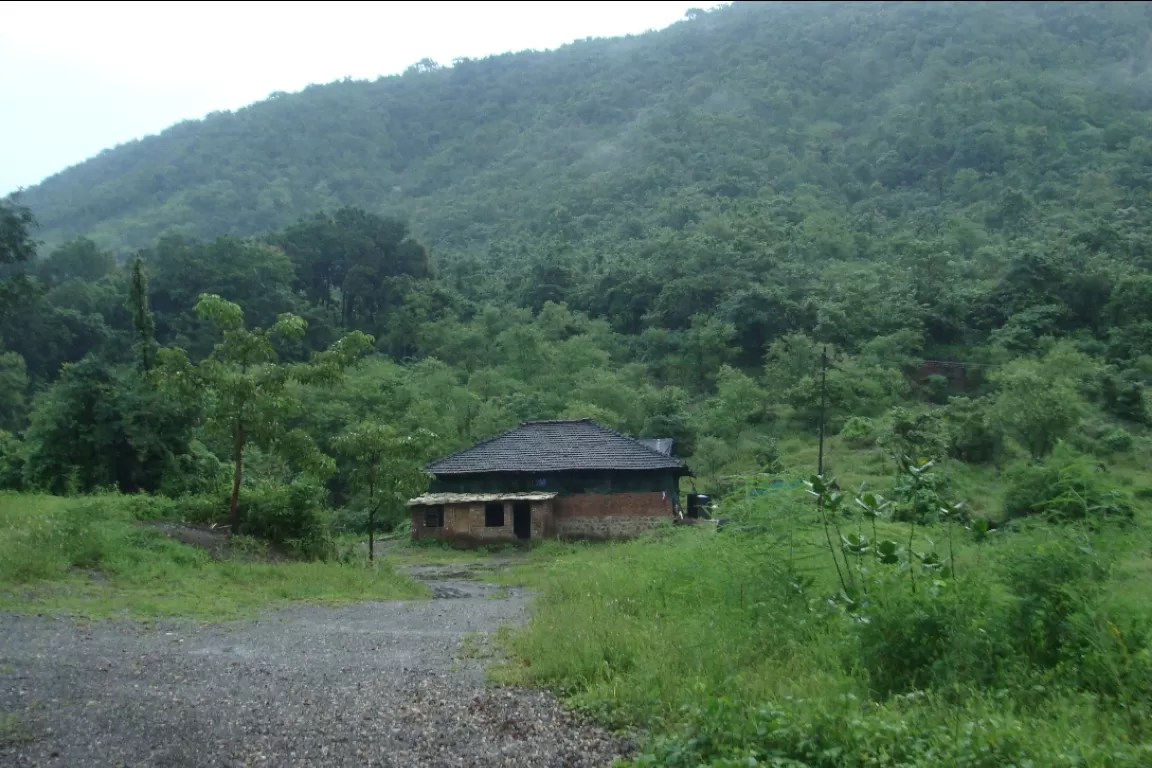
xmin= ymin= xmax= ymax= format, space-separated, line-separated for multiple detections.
xmin=0 ymin=0 xmax=725 ymax=196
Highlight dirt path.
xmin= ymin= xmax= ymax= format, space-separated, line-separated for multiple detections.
xmin=0 ymin=560 xmax=633 ymax=767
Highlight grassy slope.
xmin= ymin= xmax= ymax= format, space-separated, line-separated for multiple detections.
xmin=489 ymin=437 xmax=1152 ymax=764
xmin=0 ymin=492 xmax=429 ymax=620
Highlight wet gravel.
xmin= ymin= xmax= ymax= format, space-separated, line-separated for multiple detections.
xmin=0 ymin=569 xmax=634 ymax=767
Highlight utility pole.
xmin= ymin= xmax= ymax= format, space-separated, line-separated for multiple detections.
xmin=817 ymin=345 xmax=827 ymax=477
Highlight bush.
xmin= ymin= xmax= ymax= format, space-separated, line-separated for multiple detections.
xmin=879 ymin=407 xmax=951 ymax=464
xmin=157 ymin=439 xmax=228 ymax=498
xmin=1002 ymin=452 xmax=1134 ymax=523
xmin=239 ymin=480 xmax=332 ymax=559
xmin=626 ymin=691 xmax=1148 ymax=767
xmin=839 ymin=416 xmax=876 ymax=448
xmin=853 ymin=579 xmax=1006 ymax=697
xmin=172 ymin=495 xmax=227 ymax=524
xmin=923 ymin=373 xmax=950 ymax=404
xmin=735 ymin=431 xmax=781 ymax=471
xmin=998 ymin=537 xmax=1109 ymax=669
xmin=1097 ymin=427 xmax=1134 ymax=455
xmin=945 ymin=397 xmax=1004 ymax=464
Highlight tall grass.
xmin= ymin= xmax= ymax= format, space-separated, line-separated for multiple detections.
xmin=496 ymin=488 xmax=1152 ymax=765
xmin=0 ymin=492 xmax=428 ymax=619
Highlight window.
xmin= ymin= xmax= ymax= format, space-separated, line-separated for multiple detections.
xmin=484 ymin=502 xmax=505 ymax=527
xmin=424 ymin=506 xmax=444 ymax=528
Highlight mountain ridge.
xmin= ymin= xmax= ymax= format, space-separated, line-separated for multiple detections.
xmin=21 ymin=0 xmax=1152 ymax=261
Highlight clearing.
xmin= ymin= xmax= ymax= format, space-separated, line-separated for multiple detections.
xmin=0 ymin=552 xmax=633 ymax=767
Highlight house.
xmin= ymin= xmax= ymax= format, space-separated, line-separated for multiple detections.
xmin=406 ymin=419 xmax=691 ymax=545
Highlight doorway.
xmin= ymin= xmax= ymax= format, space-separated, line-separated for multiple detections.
xmin=512 ymin=501 xmax=532 ymax=540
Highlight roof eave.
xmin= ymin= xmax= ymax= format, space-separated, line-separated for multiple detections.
xmin=426 ymin=464 xmax=688 ymax=475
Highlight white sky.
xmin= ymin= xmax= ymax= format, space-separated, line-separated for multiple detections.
xmin=0 ymin=0 xmax=726 ymax=195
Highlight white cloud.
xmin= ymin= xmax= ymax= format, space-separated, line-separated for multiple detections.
xmin=0 ymin=0 xmax=724 ymax=194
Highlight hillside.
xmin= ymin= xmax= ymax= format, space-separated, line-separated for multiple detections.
xmin=22 ymin=2 xmax=1152 ymax=260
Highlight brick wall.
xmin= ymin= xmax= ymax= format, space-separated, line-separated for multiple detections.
xmin=411 ymin=492 xmax=673 ymax=544
xmin=554 ymin=491 xmax=672 ymax=540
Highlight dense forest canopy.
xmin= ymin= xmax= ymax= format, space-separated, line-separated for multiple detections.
xmin=1 ymin=0 xmax=1150 ymax=525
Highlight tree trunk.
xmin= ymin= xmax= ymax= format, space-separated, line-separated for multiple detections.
xmin=368 ymin=479 xmax=376 ymax=562
xmin=229 ymin=423 xmax=245 ymax=534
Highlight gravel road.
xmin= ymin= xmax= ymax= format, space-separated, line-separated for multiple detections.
xmin=0 ymin=564 xmax=633 ymax=767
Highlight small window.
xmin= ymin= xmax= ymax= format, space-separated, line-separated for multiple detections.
xmin=424 ymin=506 xmax=444 ymax=528
xmin=485 ymin=502 xmax=505 ymax=527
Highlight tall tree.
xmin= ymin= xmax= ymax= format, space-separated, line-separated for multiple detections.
xmin=126 ymin=256 xmax=158 ymax=372
xmin=158 ymin=294 xmax=374 ymax=530
xmin=0 ymin=196 xmax=36 ymax=328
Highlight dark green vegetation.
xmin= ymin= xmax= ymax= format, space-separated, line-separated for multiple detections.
xmin=4 ymin=0 xmax=1152 ymax=761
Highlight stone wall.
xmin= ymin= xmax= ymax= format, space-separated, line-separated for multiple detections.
xmin=554 ymin=491 xmax=673 ymax=540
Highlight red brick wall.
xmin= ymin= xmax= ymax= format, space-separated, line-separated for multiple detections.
xmin=556 ymin=491 xmax=673 ymax=519
xmin=554 ymin=492 xmax=673 ymax=539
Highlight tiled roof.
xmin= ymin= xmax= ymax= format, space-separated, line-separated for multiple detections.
xmin=407 ymin=492 xmax=557 ymax=506
xmin=425 ymin=419 xmax=689 ymax=475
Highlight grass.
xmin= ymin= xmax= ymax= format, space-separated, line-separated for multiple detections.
xmin=490 ymin=438 xmax=1152 ymax=766
xmin=0 ymin=492 xmax=430 ymax=620
xmin=0 ymin=712 xmax=37 ymax=748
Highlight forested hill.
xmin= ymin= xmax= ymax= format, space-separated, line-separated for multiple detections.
xmin=21 ymin=1 xmax=1152 ymax=262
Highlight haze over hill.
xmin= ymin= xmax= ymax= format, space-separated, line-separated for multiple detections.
xmin=21 ymin=1 xmax=1152 ymax=257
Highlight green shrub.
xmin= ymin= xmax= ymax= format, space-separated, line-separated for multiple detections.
xmin=239 ymin=480 xmax=332 ymax=559
xmin=879 ymin=407 xmax=951 ymax=464
xmin=120 ymin=494 xmax=176 ymax=521
xmin=626 ymin=691 xmax=1150 ymax=767
xmin=924 ymin=373 xmax=950 ymax=404
xmin=945 ymin=397 xmax=1004 ymax=464
xmin=1002 ymin=453 xmax=1134 ymax=523
xmin=839 ymin=416 xmax=876 ymax=448
xmin=735 ymin=431 xmax=781 ymax=471
xmin=853 ymin=579 xmax=1007 ymax=697
xmin=0 ymin=430 xmax=24 ymax=490
xmin=172 ymin=494 xmax=227 ymax=524
xmin=157 ymin=439 xmax=228 ymax=498
xmin=998 ymin=537 xmax=1109 ymax=670
xmin=1097 ymin=427 xmax=1134 ymax=455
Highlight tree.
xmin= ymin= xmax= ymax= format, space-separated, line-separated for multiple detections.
xmin=126 ymin=256 xmax=158 ymax=372
xmin=991 ymin=358 xmax=1084 ymax=460
xmin=158 ymin=294 xmax=374 ymax=530
xmin=333 ymin=423 xmax=436 ymax=560
xmin=35 ymin=237 xmax=115 ymax=285
xmin=0 ymin=351 xmax=29 ymax=431
xmin=21 ymin=355 xmax=202 ymax=494
xmin=0 ymin=196 xmax=36 ymax=327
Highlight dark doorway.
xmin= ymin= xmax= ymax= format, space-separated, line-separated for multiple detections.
xmin=512 ymin=501 xmax=532 ymax=540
